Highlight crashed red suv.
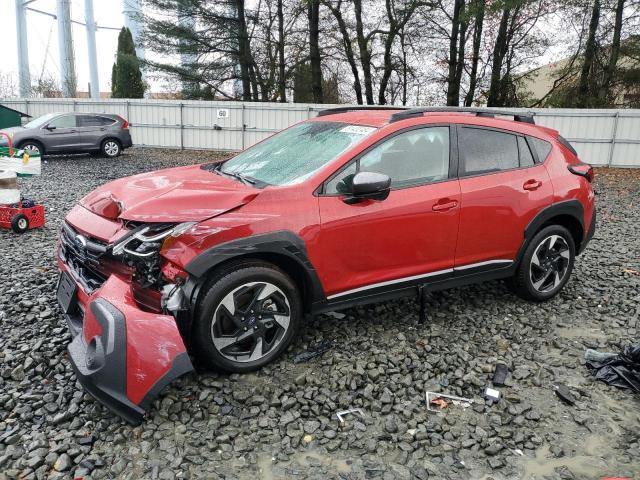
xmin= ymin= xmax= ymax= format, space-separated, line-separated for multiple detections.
xmin=57 ymin=107 xmax=596 ymax=423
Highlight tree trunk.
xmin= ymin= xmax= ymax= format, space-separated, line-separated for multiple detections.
xmin=400 ymin=32 xmax=408 ymax=105
xmin=277 ymin=0 xmax=286 ymax=102
xmin=308 ymin=0 xmax=323 ymax=103
xmin=235 ymin=0 xmax=252 ymax=100
xmin=325 ymin=0 xmax=363 ymax=104
xmin=378 ymin=0 xmax=397 ymax=104
xmin=354 ymin=0 xmax=374 ymax=104
xmin=599 ymin=0 xmax=624 ymax=103
xmin=464 ymin=0 xmax=484 ymax=107
xmin=446 ymin=0 xmax=464 ymax=106
xmin=487 ymin=7 xmax=510 ymax=107
xmin=577 ymin=0 xmax=600 ymax=107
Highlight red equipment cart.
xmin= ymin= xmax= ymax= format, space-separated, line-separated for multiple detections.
xmin=0 ymin=132 xmax=45 ymax=233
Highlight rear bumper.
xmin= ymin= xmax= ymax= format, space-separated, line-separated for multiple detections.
xmin=58 ymin=263 xmax=193 ymax=424
xmin=120 ymin=132 xmax=133 ymax=149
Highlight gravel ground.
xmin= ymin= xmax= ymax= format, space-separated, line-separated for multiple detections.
xmin=1 ymin=148 xmax=639 ymax=480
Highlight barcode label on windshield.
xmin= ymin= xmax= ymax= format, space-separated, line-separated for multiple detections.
xmin=340 ymin=125 xmax=376 ymax=136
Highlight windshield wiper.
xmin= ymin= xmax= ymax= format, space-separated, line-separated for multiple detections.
xmin=213 ymin=165 xmax=256 ymax=186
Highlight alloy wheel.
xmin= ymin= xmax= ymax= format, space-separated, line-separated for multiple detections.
xmin=210 ymin=281 xmax=291 ymax=363
xmin=529 ymin=234 xmax=571 ymax=293
xmin=104 ymin=141 xmax=120 ymax=157
xmin=22 ymin=144 xmax=40 ymax=155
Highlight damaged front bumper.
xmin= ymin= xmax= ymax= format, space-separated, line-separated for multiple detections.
xmin=57 ymin=267 xmax=194 ymax=425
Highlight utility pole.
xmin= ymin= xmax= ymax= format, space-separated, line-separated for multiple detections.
xmin=15 ymin=0 xmax=31 ymax=97
xmin=56 ymin=0 xmax=77 ymax=97
xmin=84 ymin=0 xmax=99 ymax=98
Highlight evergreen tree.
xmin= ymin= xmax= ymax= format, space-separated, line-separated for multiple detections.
xmin=111 ymin=27 xmax=146 ymax=98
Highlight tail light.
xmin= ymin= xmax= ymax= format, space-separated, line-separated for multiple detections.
xmin=568 ymin=163 xmax=594 ymax=182
xmin=116 ymin=115 xmax=129 ymax=129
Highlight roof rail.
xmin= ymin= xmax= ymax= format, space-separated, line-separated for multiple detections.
xmin=316 ymin=106 xmax=410 ymax=117
xmin=389 ymin=107 xmax=535 ymax=125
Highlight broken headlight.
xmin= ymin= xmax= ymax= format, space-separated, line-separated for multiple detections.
xmin=112 ymin=222 xmax=196 ymax=258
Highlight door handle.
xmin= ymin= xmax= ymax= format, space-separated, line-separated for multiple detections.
xmin=432 ymin=200 xmax=458 ymax=212
xmin=523 ymin=179 xmax=542 ymax=191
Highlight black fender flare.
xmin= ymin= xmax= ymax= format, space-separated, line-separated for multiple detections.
xmin=516 ymin=199 xmax=585 ymax=264
xmin=183 ymin=230 xmax=326 ymax=310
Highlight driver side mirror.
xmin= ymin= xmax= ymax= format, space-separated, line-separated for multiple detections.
xmin=44 ymin=125 xmax=56 ymax=131
xmin=343 ymin=171 xmax=391 ymax=205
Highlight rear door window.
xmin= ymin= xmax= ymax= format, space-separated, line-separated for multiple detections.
xmin=459 ymin=127 xmax=519 ymax=175
xmin=518 ymin=136 xmax=535 ymax=167
xmin=48 ymin=114 xmax=77 ymax=129
xmin=78 ymin=115 xmax=115 ymax=127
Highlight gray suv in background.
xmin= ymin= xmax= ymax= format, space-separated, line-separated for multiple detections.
xmin=0 ymin=112 xmax=133 ymax=157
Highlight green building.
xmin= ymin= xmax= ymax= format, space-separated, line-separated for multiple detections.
xmin=0 ymin=105 xmax=31 ymax=129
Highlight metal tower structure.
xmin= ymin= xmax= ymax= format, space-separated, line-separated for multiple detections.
xmin=84 ymin=0 xmax=99 ymax=98
xmin=123 ymin=0 xmax=145 ymax=61
xmin=56 ymin=0 xmax=77 ymax=97
xmin=15 ymin=0 xmax=31 ymax=97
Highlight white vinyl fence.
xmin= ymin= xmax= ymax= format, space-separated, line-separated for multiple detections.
xmin=2 ymin=98 xmax=640 ymax=167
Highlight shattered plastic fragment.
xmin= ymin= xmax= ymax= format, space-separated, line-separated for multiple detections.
xmin=554 ymin=383 xmax=576 ymax=405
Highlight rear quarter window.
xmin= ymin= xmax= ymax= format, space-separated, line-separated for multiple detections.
xmin=557 ymin=135 xmax=578 ymax=156
xmin=527 ymin=137 xmax=553 ymax=162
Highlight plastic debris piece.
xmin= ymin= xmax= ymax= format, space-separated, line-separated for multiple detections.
xmin=554 ymin=383 xmax=576 ymax=405
xmin=293 ymin=340 xmax=333 ymax=364
xmin=586 ymin=345 xmax=640 ymax=393
xmin=336 ymin=408 xmax=365 ymax=423
xmin=585 ymin=349 xmax=618 ymax=363
xmin=492 ymin=363 xmax=509 ymax=387
xmin=425 ymin=391 xmax=473 ymax=412
xmin=484 ymin=387 xmax=501 ymax=401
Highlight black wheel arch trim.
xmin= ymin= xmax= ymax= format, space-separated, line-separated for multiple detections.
xmin=184 ymin=230 xmax=326 ymax=308
xmin=524 ymin=199 xmax=584 ymax=240
xmin=518 ymin=199 xmax=587 ymax=264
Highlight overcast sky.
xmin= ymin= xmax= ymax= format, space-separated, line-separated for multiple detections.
xmin=2 ymin=0 xmax=132 ymax=94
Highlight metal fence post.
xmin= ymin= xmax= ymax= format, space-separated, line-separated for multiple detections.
xmin=179 ymin=102 xmax=184 ymax=150
xmin=607 ymin=111 xmax=620 ymax=167
xmin=241 ymin=103 xmax=246 ymax=150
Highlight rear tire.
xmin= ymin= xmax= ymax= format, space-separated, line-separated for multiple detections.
xmin=193 ymin=261 xmax=302 ymax=373
xmin=510 ymin=225 xmax=575 ymax=301
xmin=101 ymin=139 xmax=121 ymax=158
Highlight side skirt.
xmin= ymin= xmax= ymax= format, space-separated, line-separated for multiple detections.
xmin=311 ymin=263 xmax=516 ymax=314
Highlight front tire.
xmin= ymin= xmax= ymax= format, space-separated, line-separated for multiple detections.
xmin=511 ymin=225 xmax=575 ymax=301
xmin=193 ymin=261 xmax=302 ymax=373
xmin=101 ymin=139 xmax=121 ymax=158
xmin=17 ymin=141 xmax=44 ymax=157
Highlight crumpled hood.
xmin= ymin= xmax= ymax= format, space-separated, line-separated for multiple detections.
xmin=80 ymin=164 xmax=259 ymax=222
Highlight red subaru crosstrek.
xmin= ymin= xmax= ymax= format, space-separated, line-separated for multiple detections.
xmin=57 ymin=107 xmax=595 ymax=423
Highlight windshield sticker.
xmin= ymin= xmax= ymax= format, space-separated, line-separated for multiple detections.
xmin=339 ymin=125 xmax=377 ymax=136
